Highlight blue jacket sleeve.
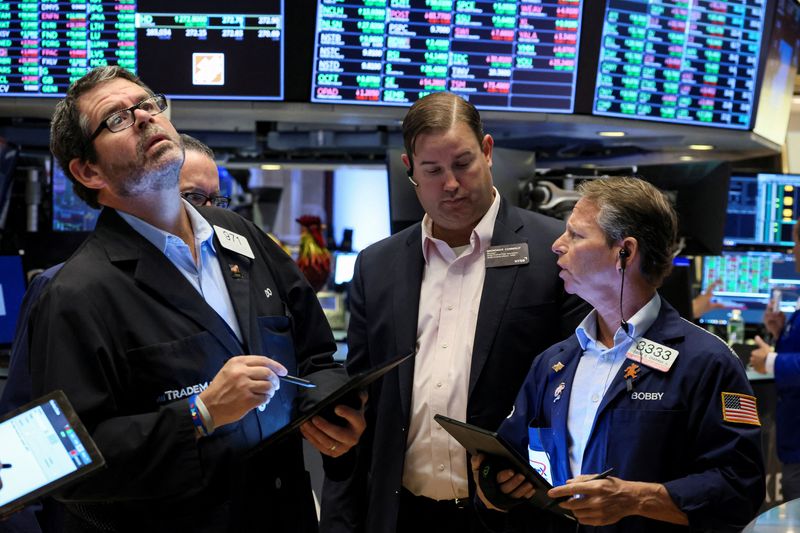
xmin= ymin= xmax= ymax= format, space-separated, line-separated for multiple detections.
xmin=775 ymin=352 xmax=800 ymax=388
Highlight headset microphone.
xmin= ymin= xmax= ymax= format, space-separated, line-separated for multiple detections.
xmin=619 ymin=248 xmax=630 ymax=333
xmin=406 ymin=168 xmax=419 ymax=187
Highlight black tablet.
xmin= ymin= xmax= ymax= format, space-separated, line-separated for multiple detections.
xmin=249 ymin=351 xmax=415 ymax=453
xmin=0 ymin=390 xmax=105 ymax=518
xmin=433 ymin=414 xmax=574 ymax=520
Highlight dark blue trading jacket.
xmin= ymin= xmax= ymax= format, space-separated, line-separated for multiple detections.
xmin=498 ymin=301 xmax=765 ymax=533
xmin=774 ymin=311 xmax=800 ymax=463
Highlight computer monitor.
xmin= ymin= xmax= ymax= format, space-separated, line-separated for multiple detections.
xmin=333 ymin=251 xmax=358 ymax=287
xmin=698 ymin=250 xmax=800 ymax=325
xmin=0 ymin=0 xmax=285 ymax=100
xmin=0 ymin=255 xmax=26 ymax=345
xmin=592 ymin=0 xmax=767 ymax=130
xmin=643 ymin=161 xmax=731 ymax=256
xmin=722 ymin=173 xmax=759 ymax=248
xmin=310 ymin=0 xmax=586 ymax=113
xmin=753 ymin=173 xmax=800 ymax=247
xmin=51 ymin=160 xmax=100 ymax=232
xmin=723 ymin=173 xmax=800 ymax=247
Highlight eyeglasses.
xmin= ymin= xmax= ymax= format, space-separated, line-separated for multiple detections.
xmin=89 ymin=94 xmax=168 ymax=142
xmin=181 ymin=191 xmax=231 ymax=209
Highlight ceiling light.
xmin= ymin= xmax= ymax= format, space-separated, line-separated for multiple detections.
xmin=688 ymin=144 xmax=714 ymax=151
xmin=260 ymin=164 xmax=282 ymax=170
xmin=598 ymin=131 xmax=626 ymax=137
xmin=679 ymin=155 xmax=694 ymax=161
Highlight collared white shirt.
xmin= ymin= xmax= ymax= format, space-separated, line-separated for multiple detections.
xmin=567 ymin=294 xmax=661 ymax=477
xmin=118 ymin=201 xmax=243 ymax=343
xmin=402 ymin=189 xmax=501 ymax=500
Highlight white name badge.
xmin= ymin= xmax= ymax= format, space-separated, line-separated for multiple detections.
xmin=528 ymin=448 xmax=553 ymax=485
xmin=213 ymin=225 xmax=255 ymax=259
xmin=626 ymin=337 xmax=679 ymax=373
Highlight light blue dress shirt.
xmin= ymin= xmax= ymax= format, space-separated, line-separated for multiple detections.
xmin=118 ymin=201 xmax=243 ymax=343
xmin=567 ymin=293 xmax=661 ymax=477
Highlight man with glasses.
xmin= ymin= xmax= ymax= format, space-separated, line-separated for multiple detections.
xmin=179 ymin=133 xmax=231 ymax=209
xmin=0 ymin=132 xmax=225 ymax=533
xmin=27 ymin=66 xmax=365 ymax=532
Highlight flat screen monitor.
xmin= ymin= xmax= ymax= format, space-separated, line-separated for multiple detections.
xmin=752 ymin=0 xmax=800 ymax=145
xmin=592 ymin=0 xmax=767 ymax=129
xmin=643 ymin=161 xmax=731 ymax=256
xmin=0 ymin=0 xmax=284 ymax=100
xmin=699 ymin=250 xmax=800 ymax=324
xmin=310 ymin=0 xmax=585 ymax=112
xmin=723 ymin=173 xmax=800 ymax=247
xmin=722 ymin=173 xmax=759 ymax=247
xmin=333 ymin=251 xmax=358 ymax=286
xmin=51 ymin=160 xmax=99 ymax=232
xmin=0 ymin=255 xmax=25 ymax=345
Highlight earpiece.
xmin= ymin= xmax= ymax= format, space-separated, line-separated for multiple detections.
xmin=619 ymin=248 xmax=630 ymax=269
xmin=406 ymin=168 xmax=419 ymax=187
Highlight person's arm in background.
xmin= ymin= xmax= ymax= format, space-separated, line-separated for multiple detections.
xmin=692 ymin=280 xmax=730 ymax=320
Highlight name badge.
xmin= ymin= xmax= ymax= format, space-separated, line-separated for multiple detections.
xmin=485 ymin=243 xmax=529 ymax=268
xmin=214 ymin=225 xmax=255 ymax=259
xmin=626 ymin=337 xmax=679 ymax=372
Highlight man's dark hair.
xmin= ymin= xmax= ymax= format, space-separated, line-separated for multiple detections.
xmin=401 ymin=92 xmax=484 ymax=170
xmin=577 ymin=177 xmax=679 ymax=287
xmin=180 ymin=134 xmax=214 ymax=160
xmin=50 ymin=66 xmax=153 ymax=209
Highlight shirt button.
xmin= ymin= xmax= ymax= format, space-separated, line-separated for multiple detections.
xmin=436 ymin=382 xmax=443 ymax=388
xmin=447 ymin=305 xmax=454 ymax=310
xmin=438 ymin=464 xmax=445 ymax=472
xmin=441 ymin=343 xmax=448 ymax=349
xmin=591 ymin=394 xmax=600 ymax=403
xmin=436 ymin=425 xmax=442 ymax=430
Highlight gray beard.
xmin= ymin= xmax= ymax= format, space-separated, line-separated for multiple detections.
xmin=111 ymin=130 xmax=184 ymax=197
xmin=116 ymin=152 xmax=181 ymax=197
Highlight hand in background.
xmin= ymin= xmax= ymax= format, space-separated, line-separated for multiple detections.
xmin=692 ymin=280 xmax=729 ymax=319
xmin=750 ymin=335 xmax=772 ymax=374
xmin=763 ymin=309 xmax=786 ymax=340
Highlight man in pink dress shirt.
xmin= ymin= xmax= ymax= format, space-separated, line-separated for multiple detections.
xmin=320 ymin=92 xmax=589 ymax=533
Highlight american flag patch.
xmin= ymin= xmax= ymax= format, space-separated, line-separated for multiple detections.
xmin=721 ymin=392 xmax=760 ymax=426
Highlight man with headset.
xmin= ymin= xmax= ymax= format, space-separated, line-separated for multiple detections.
xmin=320 ymin=91 xmax=588 ymax=533
xmin=473 ymin=177 xmax=765 ymax=532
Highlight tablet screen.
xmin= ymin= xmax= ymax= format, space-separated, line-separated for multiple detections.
xmin=0 ymin=391 xmax=104 ymax=514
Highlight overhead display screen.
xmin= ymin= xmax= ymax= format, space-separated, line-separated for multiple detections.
xmin=311 ymin=0 xmax=585 ymax=113
xmin=592 ymin=0 xmax=767 ymax=129
xmin=0 ymin=0 xmax=284 ymax=100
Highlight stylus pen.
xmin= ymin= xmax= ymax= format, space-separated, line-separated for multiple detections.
xmin=546 ymin=467 xmax=615 ymax=508
xmin=589 ymin=467 xmax=615 ymax=481
xmin=280 ymin=374 xmax=316 ymax=388
xmin=0 ymin=463 xmax=11 ymax=469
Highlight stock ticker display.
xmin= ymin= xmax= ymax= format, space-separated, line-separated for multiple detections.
xmin=311 ymin=0 xmax=584 ymax=112
xmin=593 ymin=0 xmax=767 ymax=129
xmin=0 ymin=0 xmax=284 ymax=99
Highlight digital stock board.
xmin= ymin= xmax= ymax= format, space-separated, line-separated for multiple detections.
xmin=311 ymin=0 xmax=585 ymax=112
xmin=592 ymin=0 xmax=767 ymax=129
xmin=0 ymin=0 xmax=284 ymax=99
